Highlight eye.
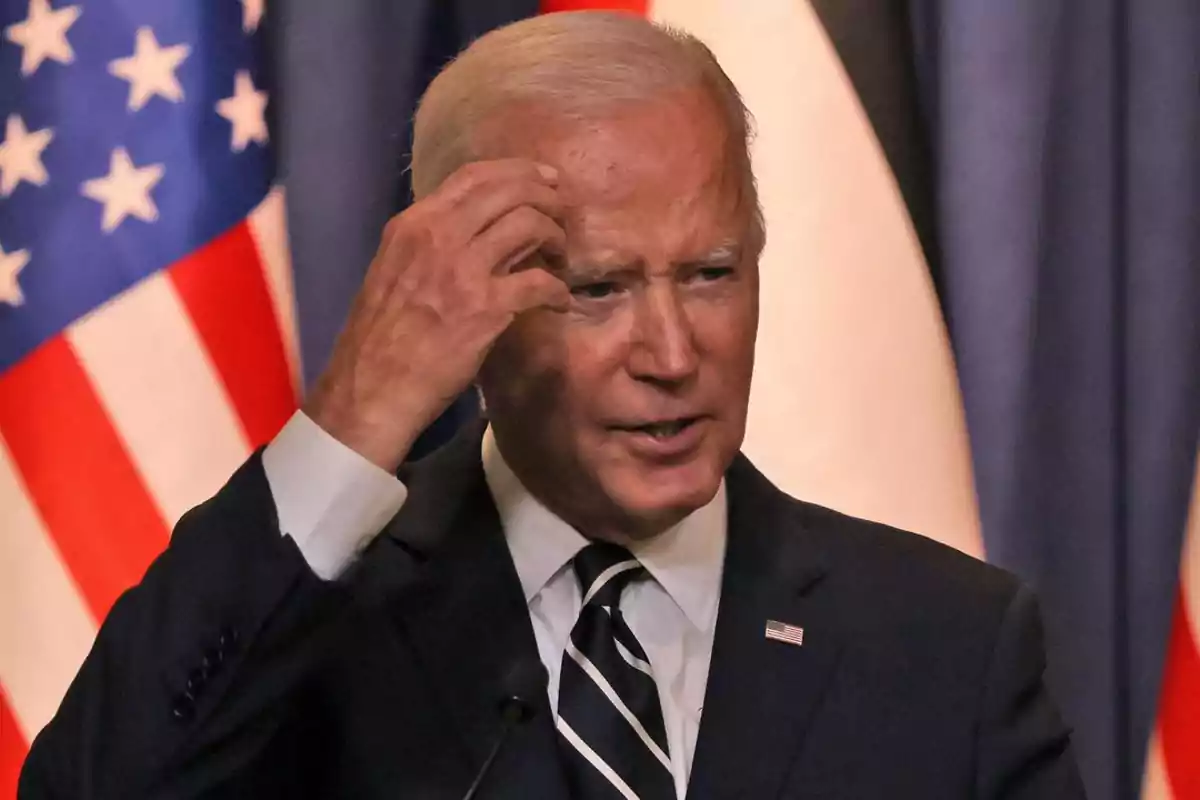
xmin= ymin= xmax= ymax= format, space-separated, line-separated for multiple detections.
xmin=571 ymin=281 xmax=622 ymax=299
xmin=693 ymin=266 xmax=735 ymax=282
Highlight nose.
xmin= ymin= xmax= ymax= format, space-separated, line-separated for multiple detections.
xmin=628 ymin=284 xmax=699 ymax=385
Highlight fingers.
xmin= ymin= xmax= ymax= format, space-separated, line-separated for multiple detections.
xmin=435 ymin=158 xmax=558 ymax=203
xmin=497 ymin=267 xmax=571 ymax=315
xmin=363 ymin=159 xmax=570 ymax=322
xmin=432 ymin=159 xmax=562 ymax=238
xmin=472 ymin=206 xmax=566 ymax=276
xmin=369 ymin=158 xmax=562 ymax=287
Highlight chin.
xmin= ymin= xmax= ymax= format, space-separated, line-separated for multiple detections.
xmin=602 ymin=456 xmax=725 ymax=532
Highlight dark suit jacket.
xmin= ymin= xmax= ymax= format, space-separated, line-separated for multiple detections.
xmin=20 ymin=421 xmax=1085 ymax=799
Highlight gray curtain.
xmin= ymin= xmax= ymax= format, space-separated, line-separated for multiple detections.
xmin=911 ymin=2 xmax=1200 ymax=797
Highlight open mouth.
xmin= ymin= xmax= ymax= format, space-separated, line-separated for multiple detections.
xmin=620 ymin=417 xmax=701 ymax=439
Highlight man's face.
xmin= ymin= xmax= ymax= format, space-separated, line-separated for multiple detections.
xmin=478 ymin=90 xmax=760 ymax=539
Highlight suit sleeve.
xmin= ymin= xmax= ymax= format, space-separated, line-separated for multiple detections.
xmin=18 ymin=453 xmax=347 ymax=799
xmin=974 ymin=583 xmax=1088 ymax=799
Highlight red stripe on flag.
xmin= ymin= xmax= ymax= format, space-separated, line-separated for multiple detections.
xmin=540 ymin=0 xmax=647 ymax=14
xmin=1159 ymin=590 xmax=1200 ymax=797
xmin=0 ymin=687 xmax=26 ymax=800
xmin=169 ymin=222 xmax=297 ymax=449
xmin=0 ymin=337 xmax=169 ymax=621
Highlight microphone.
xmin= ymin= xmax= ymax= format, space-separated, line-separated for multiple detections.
xmin=460 ymin=660 xmax=549 ymax=800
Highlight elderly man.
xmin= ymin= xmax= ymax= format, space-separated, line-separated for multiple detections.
xmin=20 ymin=11 xmax=1084 ymax=800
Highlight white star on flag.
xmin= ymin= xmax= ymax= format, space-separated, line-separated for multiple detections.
xmin=0 ymin=241 xmax=31 ymax=307
xmin=3 ymin=0 xmax=81 ymax=76
xmin=216 ymin=70 xmax=268 ymax=152
xmin=240 ymin=0 xmax=264 ymax=33
xmin=108 ymin=26 xmax=191 ymax=112
xmin=80 ymin=148 xmax=165 ymax=233
xmin=0 ymin=114 xmax=53 ymax=196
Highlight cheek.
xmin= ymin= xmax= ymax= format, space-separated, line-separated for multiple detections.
xmin=554 ymin=322 xmax=631 ymax=417
xmin=691 ymin=293 xmax=758 ymax=363
xmin=486 ymin=312 xmax=625 ymax=421
xmin=479 ymin=319 xmax=562 ymax=421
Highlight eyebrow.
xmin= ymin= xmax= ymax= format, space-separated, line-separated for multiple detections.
xmin=692 ymin=241 xmax=742 ymax=265
xmin=542 ymin=240 xmax=744 ymax=277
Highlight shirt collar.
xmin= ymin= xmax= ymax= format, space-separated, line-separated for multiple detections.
xmin=482 ymin=425 xmax=727 ymax=632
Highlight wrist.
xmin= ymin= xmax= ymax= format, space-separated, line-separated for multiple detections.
xmin=303 ymin=383 xmax=423 ymax=473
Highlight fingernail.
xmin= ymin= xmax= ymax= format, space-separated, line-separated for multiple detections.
xmin=537 ymin=164 xmax=559 ymax=181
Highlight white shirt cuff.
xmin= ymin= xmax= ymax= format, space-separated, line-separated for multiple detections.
xmin=262 ymin=410 xmax=408 ymax=580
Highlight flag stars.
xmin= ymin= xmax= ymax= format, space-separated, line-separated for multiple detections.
xmin=0 ymin=115 xmax=53 ymax=196
xmin=240 ymin=0 xmax=264 ymax=33
xmin=108 ymin=26 xmax=191 ymax=112
xmin=216 ymin=70 xmax=268 ymax=152
xmin=0 ymin=241 xmax=30 ymax=307
xmin=4 ymin=0 xmax=81 ymax=76
xmin=80 ymin=148 xmax=165 ymax=232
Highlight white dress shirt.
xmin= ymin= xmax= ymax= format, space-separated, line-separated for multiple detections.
xmin=262 ymin=410 xmax=728 ymax=799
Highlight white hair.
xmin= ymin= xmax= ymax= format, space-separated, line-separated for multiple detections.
xmin=410 ymin=11 xmax=762 ymax=245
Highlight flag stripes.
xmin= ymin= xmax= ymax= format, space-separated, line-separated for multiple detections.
xmin=1141 ymin=731 xmax=1173 ymax=800
xmin=764 ymin=620 xmax=805 ymax=647
xmin=1146 ymin=453 xmax=1200 ymax=800
xmin=247 ymin=190 xmax=300 ymax=395
xmin=170 ymin=221 xmax=295 ymax=448
xmin=0 ymin=219 xmax=295 ymax=768
xmin=1158 ymin=592 xmax=1200 ymax=797
xmin=0 ymin=689 xmax=25 ymax=799
xmin=0 ymin=336 xmax=171 ymax=621
xmin=0 ymin=0 xmax=294 ymax=783
xmin=67 ymin=272 xmax=251 ymax=527
xmin=0 ymin=442 xmax=95 ymax=744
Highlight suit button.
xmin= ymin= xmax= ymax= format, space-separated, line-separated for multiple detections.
xmin=218 ymin=626 xmax=239 ymax=654
xmin=171 ymin=694 xmax=195 ymax=722
xmin=200 ymin=648 xmax=221 ymax=676
xmin=205 ymin=645 xmax=223 ymax=668
xmin=186 ymin=669 xmax=206 ymax=695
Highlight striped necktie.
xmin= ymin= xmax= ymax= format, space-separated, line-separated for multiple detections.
xmin=556 ymin=541 xmax=675 ymax=800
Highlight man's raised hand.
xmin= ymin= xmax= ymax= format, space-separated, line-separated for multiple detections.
xmin=304 ymin=159 xmax=569 ymax=471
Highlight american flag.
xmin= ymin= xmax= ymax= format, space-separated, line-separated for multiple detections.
xmin=0 ymin=0 xmax=298 ymax=788
xmin=764 ymin=620 xmax=805 ymax=648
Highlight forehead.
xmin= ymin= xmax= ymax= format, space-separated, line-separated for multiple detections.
xmin=486 ymin=91 xmax=748 ymax=257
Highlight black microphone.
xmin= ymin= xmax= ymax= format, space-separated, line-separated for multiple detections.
xmin=460 ymin=660 xmax=549 ymax=800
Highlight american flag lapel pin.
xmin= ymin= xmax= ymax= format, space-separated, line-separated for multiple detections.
xmin=764 ymin=619 xmax=805 ymax=647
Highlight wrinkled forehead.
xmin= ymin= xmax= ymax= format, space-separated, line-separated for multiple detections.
xmin=479 ymin=91 xmax=752 ymax=244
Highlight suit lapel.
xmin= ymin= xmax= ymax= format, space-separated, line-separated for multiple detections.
xmin=348 ymin=426 xmax=841 ymax=799
xmin=686 ymin=456 xmax=843 ymax=800
xmin=352 ymin=421 xmax=570 ymax=799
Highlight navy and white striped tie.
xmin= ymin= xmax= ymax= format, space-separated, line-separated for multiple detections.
xmin=556 ymin=542 xmax=674 ymax=800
